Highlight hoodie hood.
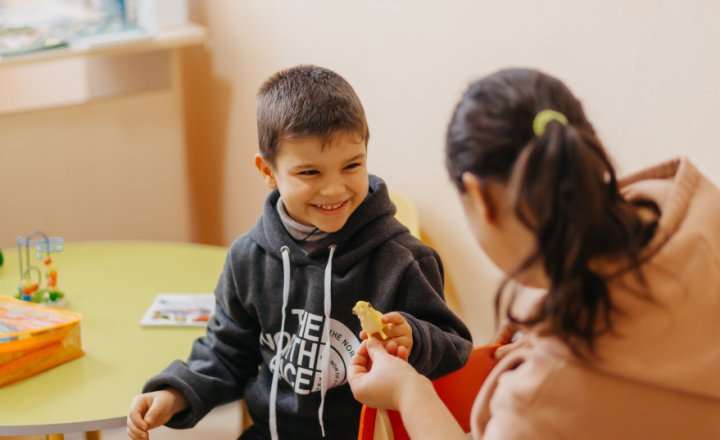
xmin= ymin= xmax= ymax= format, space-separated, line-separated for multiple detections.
xmin=591 ymin=157 xmax=720 ymax=399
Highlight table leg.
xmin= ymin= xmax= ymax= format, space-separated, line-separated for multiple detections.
xmin=85 ymin=431 xmax=102 ymax=440
xmin=46 ymin=435 xmax=64 ymax=440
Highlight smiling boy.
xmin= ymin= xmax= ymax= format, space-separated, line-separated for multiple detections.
xmin=127 ymin=65 xmax=472 ymax=440
xmin=255 ymin=131 xmax=368 ymax=235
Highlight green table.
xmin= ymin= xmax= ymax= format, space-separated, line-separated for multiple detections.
xmin=0 ymin=242 xmax=227 ymax=439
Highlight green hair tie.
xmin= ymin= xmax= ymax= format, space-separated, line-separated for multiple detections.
xmin=533 ymin=109 xmax=568 ymax=136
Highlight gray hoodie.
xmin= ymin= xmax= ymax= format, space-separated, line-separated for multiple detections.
xmin=144 ymin=175 xmax=473 ymax=439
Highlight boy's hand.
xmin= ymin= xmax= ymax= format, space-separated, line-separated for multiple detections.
xmin=360 ymin=312 xmax=413 ymax=356
xmin=127 ymin=389 xmax=188 ymax=440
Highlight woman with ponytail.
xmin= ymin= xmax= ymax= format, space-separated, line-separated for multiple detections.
xmin=348 ymin=68 xmax=720 ymax=439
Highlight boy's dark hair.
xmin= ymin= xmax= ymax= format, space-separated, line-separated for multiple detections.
xmin=256 ymin=65 xmax=370 ymax=166
xmin=445 ymin=68 xmax=658 ymax=354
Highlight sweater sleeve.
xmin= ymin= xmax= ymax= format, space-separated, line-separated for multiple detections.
xmin=394 ymin=254 xmax=473 ymax=379
xmin=473 ymin=346 xmax=564 ymax=440
xmin=480 ymin=405 xmax=560 ymax=439
xmin=142 ymin=253 xmax=262 ymax=429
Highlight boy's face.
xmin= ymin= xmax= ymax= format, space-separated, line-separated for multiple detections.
xmin=255 ymin=131 xmax=369 ymax=233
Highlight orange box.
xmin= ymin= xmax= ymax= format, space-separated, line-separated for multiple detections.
xmin=0 ymin=296 xmax=83 ymax=387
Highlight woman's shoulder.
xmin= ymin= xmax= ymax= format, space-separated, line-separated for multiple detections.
xmin=476 ymin=331 xmax=720 ymax=439
xmin=472 ymin=338 xmax=571 ymax=437
xmin=486 ymin=336 xmax=571 ymax=400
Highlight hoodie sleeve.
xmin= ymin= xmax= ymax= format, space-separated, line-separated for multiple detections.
xmin=395 ymin=254 xmax=473 ymax=379
xmin=142 ymin=252 xmax=262 ymax=428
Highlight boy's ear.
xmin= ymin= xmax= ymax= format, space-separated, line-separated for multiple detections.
xmin=254 ymin=154 xmax=277 ymax=189
xmin=462 ymin=172 xmax=497 ymax=224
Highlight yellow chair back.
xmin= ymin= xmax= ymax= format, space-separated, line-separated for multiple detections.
xmin=389 ymin=192 xmax=421 ymax=239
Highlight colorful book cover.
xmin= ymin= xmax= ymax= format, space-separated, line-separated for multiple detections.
xmin=0 ymin=296 xmax=80 ymax=341
xmin=0 ymin=297 xmax=84 ymax=387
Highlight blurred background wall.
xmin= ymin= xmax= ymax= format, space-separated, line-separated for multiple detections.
xmin=2 ymin=0 xmax=719 ymax=343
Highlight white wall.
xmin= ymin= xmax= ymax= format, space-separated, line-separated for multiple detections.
xmin=0 ymin=0 xmax=695 ymax=345
xmin=0 ymin=87 xmax=191 ymax=249
xmin=183 ymin=0 xmax=720 ymax=342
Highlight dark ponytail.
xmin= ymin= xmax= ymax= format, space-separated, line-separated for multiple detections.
xmin=446 ymin=68 xmax=657 ymax=353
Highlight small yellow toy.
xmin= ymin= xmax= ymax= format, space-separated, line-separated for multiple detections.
xmin=352 ymin=300 xmax=389 ymax=340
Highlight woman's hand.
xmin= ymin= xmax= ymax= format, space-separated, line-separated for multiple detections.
xmin=348 ymin=338 xmax=425 ymax=410
xmin=349 ymin=338 xmax=468 ymax=440
xmin=493 ymin=322 xmax=527 ymax=360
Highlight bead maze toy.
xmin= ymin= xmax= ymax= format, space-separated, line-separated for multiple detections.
xmin=15 ymin=231 xmax=65 ymax=306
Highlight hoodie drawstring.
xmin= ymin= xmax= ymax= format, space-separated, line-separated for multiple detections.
xmin=269 ymin=245 xmax=337 ymax=439
xmin=318 ymin=244 xmax=336 ymax=437
xmin=269 ymin=246 xmax=290 ymax=440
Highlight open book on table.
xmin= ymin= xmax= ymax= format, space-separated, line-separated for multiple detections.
xmin=140 ymin=293 xmax=215 ymax=327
